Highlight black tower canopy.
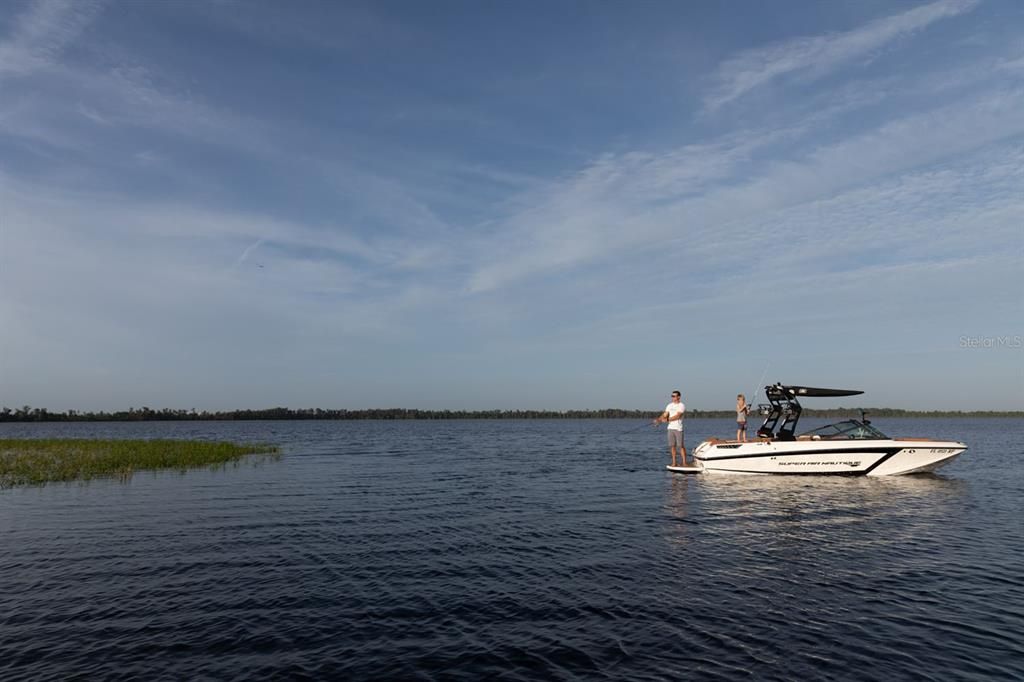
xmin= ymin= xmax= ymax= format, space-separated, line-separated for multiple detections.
xmin=786 ymin=386 xmax=863 ymax=398
xmin=756 ymin=384 xmax=863 ymax=441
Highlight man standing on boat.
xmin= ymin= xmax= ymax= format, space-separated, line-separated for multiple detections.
xmin=654 ymin=390 xmax=688 ymax=467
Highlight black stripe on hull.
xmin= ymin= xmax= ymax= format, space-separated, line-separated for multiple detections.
xmin=862 ymin=450 xmax=900 ymax=475
xmin=697 ymin=446 xmax=903 ymax=463
xmin=699 ymin=447 xmax=904 ymax=476
xmin=703 ymin=469 xmax=869 ymax=476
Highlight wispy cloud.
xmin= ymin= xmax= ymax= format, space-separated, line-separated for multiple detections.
xmin=703 ymin=0 xmax=980 ymax=111
xmin=457 ymin=141 xmax=1023 ymax=387
xmin=0 ymin=0 xmax=104 ymax=77
xmin=466 ymin=80 xmax=1024 ymax=294
xmin=235 ymin=238 xmax=265 ymax=267
xmin=2 ymin=1 xmax=1019 ymax=410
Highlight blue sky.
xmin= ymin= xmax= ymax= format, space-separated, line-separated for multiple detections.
xmin=1 ymin=0 xmax=1021 ymax=411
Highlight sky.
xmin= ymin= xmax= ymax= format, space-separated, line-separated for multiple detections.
xmin=1 ymin=0 xmax=1022 ymax=412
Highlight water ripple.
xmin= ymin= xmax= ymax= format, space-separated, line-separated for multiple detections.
xmin=0 ymin=418 xmax=1021 ymax=680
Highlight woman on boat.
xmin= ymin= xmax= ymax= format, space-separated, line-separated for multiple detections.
xmin=736 ymin=394 xmax=750 ymax=442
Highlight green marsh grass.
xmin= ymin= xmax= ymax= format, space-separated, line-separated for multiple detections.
xmin=0 ymin=439 xmax=280 ymax=488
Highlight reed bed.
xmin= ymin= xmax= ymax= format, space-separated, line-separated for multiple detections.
xmin=0 ymin=439 xmax=280 ymax=488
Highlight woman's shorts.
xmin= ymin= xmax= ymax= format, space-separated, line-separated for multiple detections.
xmin=667 ymin=430 xmax=684 ymax=447
xmin=737 ymin=421 xmax=747 ymax=430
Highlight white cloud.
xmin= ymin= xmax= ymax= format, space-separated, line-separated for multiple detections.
xmin=466 ymin=84 xmax=1024 ymax=294
xmin=703 ymin=0 xmax=980 ymax=111
xmin=0 ymin=0 xmax=104 ymax=77
xmin=235 ymin=238 xmax=265 ymax=267
xmin=1 ymin=0 xmax=1019 ymax=409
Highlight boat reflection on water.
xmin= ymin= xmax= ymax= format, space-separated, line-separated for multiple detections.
xmin=663 ymin=472 xmax=969 ymax=553
xmin=698 ymin=470 xmax=967 ymax=510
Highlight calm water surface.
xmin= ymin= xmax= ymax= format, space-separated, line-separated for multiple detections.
xmin=1 ymin=418 xmax=1022 ymax=680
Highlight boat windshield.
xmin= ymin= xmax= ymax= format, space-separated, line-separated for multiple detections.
xmin=799 ymin=419 xmax=889 ymax=440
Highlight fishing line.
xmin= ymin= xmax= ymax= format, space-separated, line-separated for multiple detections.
xmin=619 ymin=421 xmax=655 ymax=435
xmin=749 ymin=362 xmax=770 ymax=410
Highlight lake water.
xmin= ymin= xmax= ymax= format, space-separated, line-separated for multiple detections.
xmin=1 ymin=418 xmax=1022 ymax=680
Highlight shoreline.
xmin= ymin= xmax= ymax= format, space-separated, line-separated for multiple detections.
xmin=2 ymin=408 xmax=1021 ymax=422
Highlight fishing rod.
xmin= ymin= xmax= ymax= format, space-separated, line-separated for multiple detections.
xmin=748 ymin=362 xmax=770 ymax=415
xmin=620 ymin=420 xmax=657 ymax=435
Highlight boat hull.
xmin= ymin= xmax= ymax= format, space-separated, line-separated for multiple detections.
xmin=693 ymin=439 xmax=966 ymax=476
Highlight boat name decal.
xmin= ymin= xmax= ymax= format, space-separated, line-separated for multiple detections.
xmin=777 ymin=460 xmax=862 ymax=467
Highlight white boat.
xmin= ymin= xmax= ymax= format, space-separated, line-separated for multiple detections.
xmin=693 ymin=384 xmax=967 ymax=476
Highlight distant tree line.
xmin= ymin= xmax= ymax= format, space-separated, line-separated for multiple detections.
xmin=1 ymin=405 xmax=1020 ymax=422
